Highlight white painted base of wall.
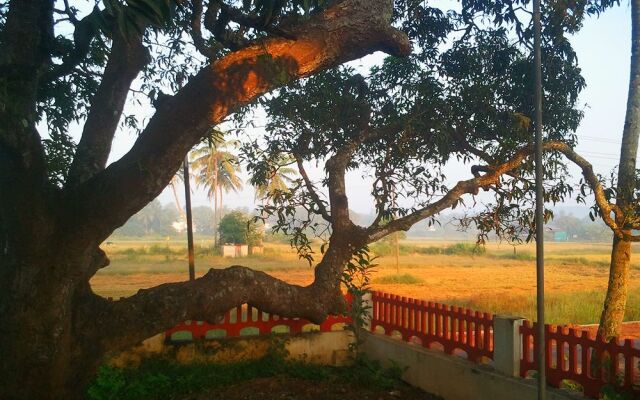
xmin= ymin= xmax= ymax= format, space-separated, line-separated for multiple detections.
xmin=109 ymin=331 xmax=355 ymax=368
xmin=360 ymin=332 xmax=583 ymax=400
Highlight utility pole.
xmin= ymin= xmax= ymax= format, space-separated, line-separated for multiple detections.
xmin=183 ymin=155 xmax=196 ymax=281
xmin=533 ymin=0 xmax=546 ymax=398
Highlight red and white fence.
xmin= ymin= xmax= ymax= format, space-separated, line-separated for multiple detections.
xmin=369 ymin=291 xmax=494 ymax=362
xmin=520 ymin=321 xmax=640 ymax=398
xmin=164 ymin=290 xmax=639 ymax=398
xmin=165 ymin=297 xmax=352 ymax=341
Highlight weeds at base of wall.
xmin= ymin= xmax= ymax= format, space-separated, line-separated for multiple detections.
xmin=88 ymin=339 xmax=406 ymax=400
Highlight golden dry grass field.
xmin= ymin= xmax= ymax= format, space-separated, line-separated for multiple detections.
xmin=91 ymin=239 xmax=640 ymax=325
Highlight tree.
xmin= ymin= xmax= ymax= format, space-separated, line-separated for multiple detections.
xmin=241 ymin=0 xmax=619 ymax=335
xmin=593 ymin=0 xmax=640 ymax=340
xmin=192 ymin=205 xmax=215 ymax=235
xmin=0 ymin=0 xmax=409 ymax=397
xmin=191 ymin=140 xmax=243 ymax=243
xmin=219 ymin=210 xmax=263 ymax=245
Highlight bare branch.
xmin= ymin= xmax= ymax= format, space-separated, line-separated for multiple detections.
xmin=44 ymin=8 xmax=100 ymax=81
xmin=295 ymin=154 xmax=332 ymax=222
xmin=88 ymin=237 xmax=364 ymax=350
xmin=366 ymin=140 xmax=640 ymax=243
xmin=365 ymin=144 xmax=536 ymax=242
xmin=190 ymin=0 xmax=219 ymax=58
xmin=548 ymin=141 xmax=640 ymax=242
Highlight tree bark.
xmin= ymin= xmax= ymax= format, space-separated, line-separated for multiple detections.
xmin=597 ymin=0 xmax=640 ymax=340
xmin=598 ymin=235 xmax=632 ymax=339
xmin=0 ymin=1 xmax=409 ymax=399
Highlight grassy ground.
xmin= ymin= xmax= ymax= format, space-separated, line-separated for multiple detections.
xmin=92 ymin=238 xmax=640 ymax=325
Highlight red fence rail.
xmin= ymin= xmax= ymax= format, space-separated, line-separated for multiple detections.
xmin=370 ymin=291 xmax=494 ymax=362
xmin=166 ymin=296 xmax=352 ymax=341
xmin=520 ymin=321 xmax=640 ymax=398
xmin=164 ymin=290 xmax=639 ymax=399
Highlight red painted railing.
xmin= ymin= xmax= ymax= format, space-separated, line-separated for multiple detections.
xmin=520 ymin=321 xmax=640 ymax=398
xmin=370 ymin=291 xmax=494 ymax=362
xmin=164 ymin=290 xmax=639 ymax=399
xmin=166 ymin=296 xmax=352 ymax=341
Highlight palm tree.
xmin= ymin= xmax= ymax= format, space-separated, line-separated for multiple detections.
xmin=191 ymin=140 xmax=243 ymax=244
xmin=253 ymin=158 xmax=297 ymax=202
xmin=168 ymin=163 xmax=188 ymax=221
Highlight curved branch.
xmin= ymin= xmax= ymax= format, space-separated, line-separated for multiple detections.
xmin=366 ymin=145 xmax=536 ymax=242
xmin=190 ymin=0 xmax=219 ymax=58
xmin=548 ymin=141 xmax=640 ymax=242
xmin=66 ymin=33 xmax=149 ymax=186
xmin=90 ymin=239 xmax=360 ymax=351
xmin=365 ymin=140 xmax=640 ymax=243
xmin=71 ymin=0 xmax=410 ymax=247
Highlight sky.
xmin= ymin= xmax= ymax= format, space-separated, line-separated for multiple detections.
xmin=79 ymin=2 xmax=634 ymax=217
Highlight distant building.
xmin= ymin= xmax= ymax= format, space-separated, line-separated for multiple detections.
xmin=249 ymin=245 xmax=264 ymax=255
xmin=221 ymin=244 xmax=249 ymax=257
xmin=545 ymin=225 xmax=569 ymax=241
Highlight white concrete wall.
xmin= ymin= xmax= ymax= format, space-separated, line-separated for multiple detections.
xmin=360 ymin=332 xmax=581 ymax=400
xmin=220 ymin=244 xmax=249 ymax=257
xmin=110 ymin=331 xmax=355 ymax=368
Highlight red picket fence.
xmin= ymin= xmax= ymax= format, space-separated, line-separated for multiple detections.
xmin=520 ymin=321 xmax=640 ymax=398
xmin=163 ymin=289 xmax=639 ymax=399
xmin=370 ymin=291 xmax=494 ymax=362
xmin=166 ymin=297 xmax=352 ymax=341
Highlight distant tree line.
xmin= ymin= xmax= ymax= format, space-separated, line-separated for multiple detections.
xmin=112 ymin=200 xmax=245 ymax=238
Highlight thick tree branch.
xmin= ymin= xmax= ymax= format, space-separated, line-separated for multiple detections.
xmin=366 ymin=140 xmax=640 ymax=243
xmin=72 ymin=0 xmax=410 ymax=247
xmin=89 ymin=240 xmax=361 ymax=350
xmin=190 ymin=0 xmax=219 ymax=58
xmin=548 ymin=141 xmax=640 ymax=242
xmin=1 ymin=0 xmax=55 ymax=267
xmin=66 ymin=33 xmax=149 ymax=186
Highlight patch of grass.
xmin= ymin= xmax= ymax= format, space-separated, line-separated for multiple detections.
xmin=88 ymin=353 xmax=406 ymax=400
xmin=371 ymin=242 xmax=485 ymax=257
xmin=442 ymin=242 xmax=486 ymax=256
xmin=447 ymin=287 xmax=640 ymax=325
xmin=495 ymin=251 xmax=536 ymax=261
xmin=373 ymin=273 xmax=424 ymax=285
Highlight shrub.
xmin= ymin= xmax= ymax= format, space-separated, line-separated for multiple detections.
xmin=147 ymin=244 xmax=177 ymax=255
xmin=442 ymin=242 xmax=485 ymax=256
xmin=373 ymin=273 xmax=424 ymax=284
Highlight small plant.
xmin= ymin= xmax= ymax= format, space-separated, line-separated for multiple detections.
xmin=340 ymin=245 xmax=376 ymax=355
xmin=601 ymin=385 xmax=633 ymax=400
xmin=148 ymin=244 xmax=176 ymax=255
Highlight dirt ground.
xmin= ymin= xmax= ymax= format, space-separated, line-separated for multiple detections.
xmin=91 ymin=257 xmax=640 ymax=302
xmin=91 ymin=240 xmax=640 ymax=324
xmin=188 ymin=376 xmax=441 ymax=400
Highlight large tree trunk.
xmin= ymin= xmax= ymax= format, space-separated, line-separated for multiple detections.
xmin=0 ymin=238 xmax=363 ymax=399
xmin=598 ymin=0 xmax=640 ymax=340
xmin=0 ymin=1 xmax=409 ymax=398
xmin=598 ymin=235 xmax=632 ymax=339
xmin=0 ymin=246 xmax=110 ymax=399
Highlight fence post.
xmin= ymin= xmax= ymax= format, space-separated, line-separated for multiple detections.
xmin=493 ymin=315 xmax=525 ymax=377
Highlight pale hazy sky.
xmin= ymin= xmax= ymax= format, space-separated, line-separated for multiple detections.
xmin=80 ymin=2 xmax=634 ymax=216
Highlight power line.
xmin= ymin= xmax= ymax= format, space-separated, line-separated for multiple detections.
xmin=580 ymin=135 xmax=621 ymax=144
